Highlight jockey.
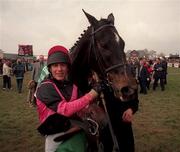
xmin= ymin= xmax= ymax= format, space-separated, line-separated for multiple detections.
xmin=36 ymin=45 xmax=102 ymax=152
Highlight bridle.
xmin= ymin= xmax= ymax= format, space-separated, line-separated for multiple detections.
xmin=90 ymin=24 xmax=128 ymax=78
xmin=90 ymin=24 xmax=124 ymax=152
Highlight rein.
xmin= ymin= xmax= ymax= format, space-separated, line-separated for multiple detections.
xmin=90 ymin=25 xmax=122 ymax=151
xmin=105 ymin=63 xmax=127 ymax=73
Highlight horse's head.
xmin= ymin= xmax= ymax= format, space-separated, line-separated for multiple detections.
xmin=83 ymin=10 xmax=138 ymax=100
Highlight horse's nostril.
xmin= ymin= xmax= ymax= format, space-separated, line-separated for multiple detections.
xmin=121 ymin=86 xmax=135 ymax=96
xmin=121 ymin=87 xmax=129 ymax=94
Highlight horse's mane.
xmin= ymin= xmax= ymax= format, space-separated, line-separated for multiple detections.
xmin=69 ymin=18 xmax=113 ymax=58
xmin=69 ymin=26 xmax=91 ymax=60
xmin=69 ymin=25 xmax=93 ymax=92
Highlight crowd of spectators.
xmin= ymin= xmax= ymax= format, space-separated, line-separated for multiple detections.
xmin=0 ymin=57 xmax=37 ymax=93
xmin=0 ymin=56 xmax=169 ymax=96
xmin=128 ymin=56 xmax=168 ymax=95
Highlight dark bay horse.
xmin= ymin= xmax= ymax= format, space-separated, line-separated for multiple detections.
xmin=69 ymin=10 xmax=138 ymax=152
xmin=70 ymin=10 xmax=137 ymax=100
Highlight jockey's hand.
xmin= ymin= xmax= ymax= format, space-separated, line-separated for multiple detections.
xmin=92 ymin=82 xmax=103 ymax=94
xmin=122 ymin=108 xmax=133 ymax=123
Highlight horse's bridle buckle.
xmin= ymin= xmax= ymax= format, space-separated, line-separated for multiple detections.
xmin=86 ymin=118 xmax=99 ymax=135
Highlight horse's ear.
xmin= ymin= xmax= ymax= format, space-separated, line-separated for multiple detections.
xmin=107 ymin=13 xmax=114 ymax=25
xmin=82 ymin=9 xmax=98 ymax=26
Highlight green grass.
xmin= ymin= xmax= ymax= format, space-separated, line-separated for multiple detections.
xmin=134 ymin=67 xmax=180 ymax=152
xmin=0 ymin=68 xmax=180 ymax=152
xmin=0 ymin=72 xmax=44 ymax=152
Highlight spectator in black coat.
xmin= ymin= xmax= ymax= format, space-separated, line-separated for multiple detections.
xmin=153 ymin=58 xmax=165 ymax=91
xmin=13 ymin=58 xmax=25 ymax=93
xmin=138 ymin=58 xmax=149 ymax=94
xmin=161 ymin=57 xmax=168 ymax=84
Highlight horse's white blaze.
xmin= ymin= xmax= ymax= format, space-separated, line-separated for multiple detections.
xmin=114 ymin=32 xmax=120 ymax=43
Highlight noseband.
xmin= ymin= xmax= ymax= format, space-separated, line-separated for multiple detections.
xmin=90 ymin=24 xmax=128 ymax=77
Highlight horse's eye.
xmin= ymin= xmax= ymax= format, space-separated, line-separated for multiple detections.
xmin=102 ymin=44 xmax=109 ymax=50
xmin=99 ymin=41 xmax=106 ymax=48
xmin=99 ymin=43 xmax=112 ymax=56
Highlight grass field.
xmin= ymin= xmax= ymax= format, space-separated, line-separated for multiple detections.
xmin=0 ymin=68 xmax=180 ymax=152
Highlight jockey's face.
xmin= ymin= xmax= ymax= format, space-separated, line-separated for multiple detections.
xmin=50 ymin=63 xmax=69 ymax=81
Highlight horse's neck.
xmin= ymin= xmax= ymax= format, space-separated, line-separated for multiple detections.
xmin=72 ymin=31 xmax=93 ymax=67
xmin=70 ymin=33 xmax=93 ymax=92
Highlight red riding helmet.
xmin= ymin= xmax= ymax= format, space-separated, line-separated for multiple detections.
xmin=47 ymin=45 xmax=71 ymax=67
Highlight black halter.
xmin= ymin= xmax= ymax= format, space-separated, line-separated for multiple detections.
xmin=90 ymin=24 xmax=122 ymax=152
xmin=90 ymin=24 xmax=127 ymax=76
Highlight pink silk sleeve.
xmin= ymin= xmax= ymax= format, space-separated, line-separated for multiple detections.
xmin=57 ymin=93 xmax=94 ymax=117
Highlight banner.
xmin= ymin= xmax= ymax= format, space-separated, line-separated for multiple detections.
xmin=18 ymin=45 xmax=33 ymax=56
xmin=130 ymin=50 xmax=139 ymax=57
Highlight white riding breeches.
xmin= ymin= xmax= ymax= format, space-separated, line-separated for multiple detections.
xmin=45 ymin=132 xmax=64 ymax=152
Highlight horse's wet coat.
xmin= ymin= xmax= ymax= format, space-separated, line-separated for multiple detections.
xmin=69 ymin=10 xmax=137 ymax=99
xmin=68 ymin=10 xmax=138 ymax=151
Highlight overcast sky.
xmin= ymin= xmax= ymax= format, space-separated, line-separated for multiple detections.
xmin=0 ymin=0 xmax=180 ymax=56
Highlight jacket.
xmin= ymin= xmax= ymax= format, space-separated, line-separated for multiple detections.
xmin=3 ymin=63 xmax=11 ymax=76
xmin=36 ymin=79 xmax=94 ymax=135
xmin=153 ymin=63 xmax=165 ymax=78
xmin=138 ymin=65 xmax=149 ymax=81
xmin=13 ymin=63 xmax=25 ymax=78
